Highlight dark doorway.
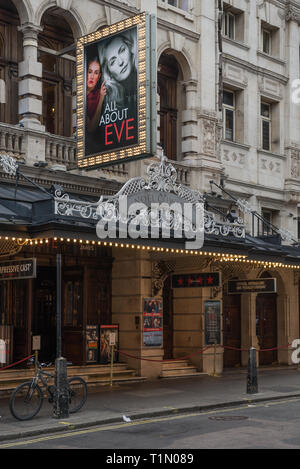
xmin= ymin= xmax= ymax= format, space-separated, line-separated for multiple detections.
xmin=32 ymin=267 xmax=57 ymax=363
xmin=223 ymin=292 xmax=241 ymax=367
xmin=163 ymin=276 xmax=173 ymax=359
xmin=256 ymin=293 xmax=277 ymax=365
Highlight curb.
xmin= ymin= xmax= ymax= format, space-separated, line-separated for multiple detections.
xmin=1 ymin=392 xmax=300 ymax=443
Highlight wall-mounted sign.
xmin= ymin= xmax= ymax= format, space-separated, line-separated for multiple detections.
xmin=143 ymin=298 xmax=163 ymax=347
xmin=32 ymin=336 xmax=41 ymax=351
xmin=228 ymin=278 xmax=277 ymax=294
xmin=76 ymin=13 xmax=157 ymax=170
xmin=0 ymin=258 xmax=36 ymax=281
xmin=172 ymin=272 xmax=220 ymax=289
xmin=204 ymin=300 xmax=221 ymax=346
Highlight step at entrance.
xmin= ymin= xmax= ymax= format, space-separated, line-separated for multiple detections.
xmin=0 ymin=363 xmax=147 ymax=397
xmin=160 ymin=359 xmax=206 ymax=378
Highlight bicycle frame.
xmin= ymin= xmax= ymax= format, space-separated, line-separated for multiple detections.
xmin=28 ymin=365 xmax=55 ymax=400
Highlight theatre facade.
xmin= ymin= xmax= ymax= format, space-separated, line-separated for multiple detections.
xmin=1 ymin=0 xmax=300 ymax=379
xmin=0 ymin=153 xmax=299 ymax=378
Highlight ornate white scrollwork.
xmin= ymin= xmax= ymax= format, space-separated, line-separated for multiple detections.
xmin=0 ymin=153 xmax=19 ymax=176
xmin=54 ymin=153 xmax=246 ymax=240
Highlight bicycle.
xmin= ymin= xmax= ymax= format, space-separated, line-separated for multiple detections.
xmin=9 ymin=358 xmax=87 ymax=421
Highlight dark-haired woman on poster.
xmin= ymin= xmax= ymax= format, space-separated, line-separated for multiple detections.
xmin=86 ymin=57 xmax=107 ymax=133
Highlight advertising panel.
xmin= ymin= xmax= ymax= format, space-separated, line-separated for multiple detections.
xmin=76 ymin=13 xmax=157 ymax=169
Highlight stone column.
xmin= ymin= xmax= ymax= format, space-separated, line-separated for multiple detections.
xmin=111 ymin=248 xmax=164 ymax=380
xmin=18 ymin=23 xmax=46 ymax=165
xmin=182 ymin=79 xmax=199 ymax=161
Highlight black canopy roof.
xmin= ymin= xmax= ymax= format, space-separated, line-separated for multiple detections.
xmin=0 ymin=182 xmax=300 ymax=265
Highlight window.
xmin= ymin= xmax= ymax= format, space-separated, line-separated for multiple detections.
xmin=222 ymin=4 xmax=245 ymax=42
xmin=39 ymin=12 xmax=76 ymax=137
xmin=262 ymin=210 xmax=272 ymax=235
xmin=261 ymin=23 xmax=280 ymax=57
xmin=223 ymin=90 xmax=235 ymax=141
xmin=158 ymin=53 xmax=179 ymax=160
xmin=262 ymin=29 xmax=271 ymax=55
xmin=162 ymin=0 xmax=189 ymax=11
xmin=261 ymin=102 xmax=271 ymax=151
xmin=223 ymin=11 xmax=235 ymax=40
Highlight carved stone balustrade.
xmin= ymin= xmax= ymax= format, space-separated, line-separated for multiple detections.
xmin=0 ymin=123 xmax=25 ymax=159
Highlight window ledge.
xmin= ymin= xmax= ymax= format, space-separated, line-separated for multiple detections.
xmin=257 ymin=50 xmax=286 ymax=66
xmin=157 ymin=0 xmax=194 ymax=21
xmin=258 ymin=149 xmax=286 ymax=160
xmin=221 ymin=139 xmax=250 ymax=151
xmin=222 ymin=36 xmax=250 ymax=51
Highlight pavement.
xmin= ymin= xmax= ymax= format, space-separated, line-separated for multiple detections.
xmin=1 ymin=366 xmax=300 ymax=442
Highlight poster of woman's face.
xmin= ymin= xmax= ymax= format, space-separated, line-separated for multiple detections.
xmin=84 ymin=27 xmax=138 ymax=158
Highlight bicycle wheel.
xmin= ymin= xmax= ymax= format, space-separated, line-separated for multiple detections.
xmin=9 ymin=381 xmax=44 ymax=421
xmin=68 ymin=377 xmax=87 ymax=413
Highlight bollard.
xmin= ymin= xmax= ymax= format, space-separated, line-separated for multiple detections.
xmin=110 ymin=345 xmax=114 ymax=388
xmin=213 ymin=341 xmax=217 ymax=376
xmin=53 ymin=357 xmax=69 ymax=419
xmin=247 ymin=347 xmax=258 ymax=394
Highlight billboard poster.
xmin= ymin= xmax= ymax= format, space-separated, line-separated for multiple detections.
xmin=143 ymin=298 xmax=163 ymax=348
xmin=204 ymin=300 xmax=221 ymax=346
xmin=76 ymin=13 xmax=157 ymax=169
xmin=99 ymin=324 xmax=119 ymax=364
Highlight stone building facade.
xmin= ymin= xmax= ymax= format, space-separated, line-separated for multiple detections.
xmin=0 ymin=0 xmax=300 ymax=377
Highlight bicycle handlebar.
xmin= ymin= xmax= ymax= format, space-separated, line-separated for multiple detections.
xmin=28 ymin=357 xmax=73 ymax=368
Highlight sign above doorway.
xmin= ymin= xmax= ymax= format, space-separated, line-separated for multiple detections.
xmin=227 ymin=278 xmax=277 ymax=294
xmin=172 ymin=272 xmax=220 ymax=289
xmin=0 ymin=258 xmax=37 ymax=281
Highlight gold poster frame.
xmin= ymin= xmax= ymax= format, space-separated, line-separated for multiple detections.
xmin=76 ymin=13 xmax=149 ymax=169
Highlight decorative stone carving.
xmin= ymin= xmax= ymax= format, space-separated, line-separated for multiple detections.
xmin=291 ymin=149 xmax=300 ymax=179
xmin=152 ymin=260 xmax=176 ymax=296
xmin=203 ymin=119 xmax=216 ymax=156
xmin=222 ymin=149 xmax=246 ymax=166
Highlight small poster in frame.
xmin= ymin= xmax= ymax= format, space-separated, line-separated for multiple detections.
xmin=86 ymin=325 xmax=99 ymax=363
xmin=99 ymin=325 xmax=119 ymax=364
xmin=204 ymin=300 xmax=221 ymax=346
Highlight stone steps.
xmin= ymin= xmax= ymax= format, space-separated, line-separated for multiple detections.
xmin=0 ymin=363 xmax=147 ymax=397
xmin=160 ymin=359 xmax=206 ymax=378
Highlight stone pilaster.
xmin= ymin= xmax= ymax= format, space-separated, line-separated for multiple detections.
xmin=18 ymin=23 xmax=46 ymax=165
xmin=181 ymin=79 xmax=199 ymax=160
xmin=18 ymin=23 xmax=44 ymax=131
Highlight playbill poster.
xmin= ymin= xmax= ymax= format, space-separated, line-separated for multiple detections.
xmin=77 ymin=13 xmax=157 ymax=169
xmin=143 ymin=298 xmax=163 ymax=348
xmin=204 ymin=300 xmax=221 ymax=345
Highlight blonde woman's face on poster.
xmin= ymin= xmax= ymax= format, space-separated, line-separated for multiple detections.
xmin=106 ymin=37 xmax=132 ymax=82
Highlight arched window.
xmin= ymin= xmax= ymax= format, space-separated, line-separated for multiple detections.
xmin=39 ymin=9 xmax=76 ymax=137
xmin=0 ymin=0 xmax=22 ymax=125
xmin=158 ymin=53 xmax=179 ymax=161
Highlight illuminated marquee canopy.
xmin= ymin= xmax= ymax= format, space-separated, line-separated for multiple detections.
xmin=76 ymin=13 xmax=157 ymax=170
